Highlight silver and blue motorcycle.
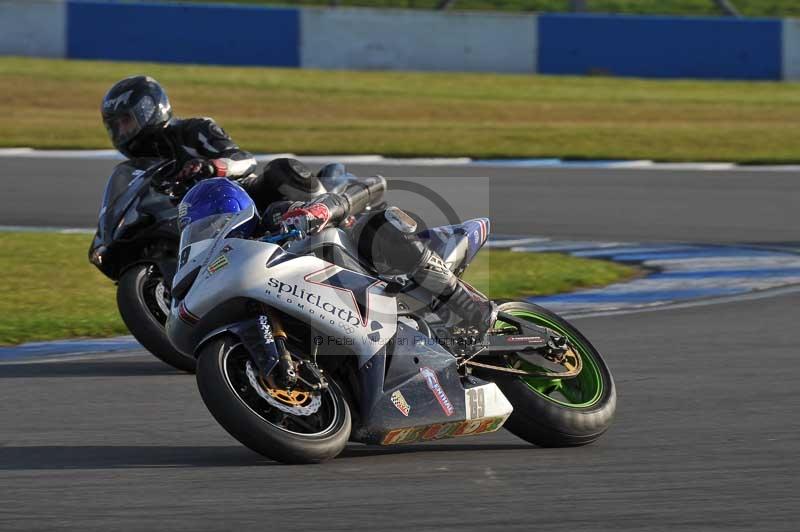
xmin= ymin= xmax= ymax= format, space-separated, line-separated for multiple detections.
xmin=166 ymin=177 xmax=616 ymax=463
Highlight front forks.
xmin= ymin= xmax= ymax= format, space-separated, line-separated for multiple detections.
xmin=265 ymin=307 xmax=297 ymax=387
xmin=251 ymin=308 xmax=328 ymax=391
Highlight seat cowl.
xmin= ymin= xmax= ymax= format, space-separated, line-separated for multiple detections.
xmin=418 ymin=218 xmax=490 ymax=274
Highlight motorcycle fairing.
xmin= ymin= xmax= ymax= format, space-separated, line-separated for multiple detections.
xmin=350 ymin=322 xmax=513 ymax=445
xmin=172 ymin=237 xmax=398 ymax=364
xmin=90 ymin=158 xmax=177 ymax=280
xmin=263 ymin=254 xmax=398 ymax=364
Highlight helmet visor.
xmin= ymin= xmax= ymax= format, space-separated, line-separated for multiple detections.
xmin=104 ymin=112 xmax=142 ymax=147
xmin=103 ymin=96 xmax=156 ymax=148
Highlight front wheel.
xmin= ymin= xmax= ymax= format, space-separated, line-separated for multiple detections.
xmin=196 ymin=336 xmax=351 ymax=464
xmin=117 ymin=263 xmax=197 ymax=373
xmin=481 ymin=302 xmax=616 ymax=447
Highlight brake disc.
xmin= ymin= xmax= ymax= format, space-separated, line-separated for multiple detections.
xmin=154 ymin=281 xmax=170 ymax=316
xmin=245 ymin=361 xmax=321 ymax=416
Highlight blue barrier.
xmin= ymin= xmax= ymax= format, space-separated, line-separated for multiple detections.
xmin=538 ymin=14 xmax=783 ymax=80
xmin=66 ymin=0 xmax=300 ymax=67
xmin=1 ymin=1 xmax=792 ymax=80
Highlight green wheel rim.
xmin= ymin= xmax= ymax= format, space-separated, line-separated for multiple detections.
xmin=496 ymin=310 xmax=604 ymax=409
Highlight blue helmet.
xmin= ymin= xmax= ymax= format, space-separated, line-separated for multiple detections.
xmin=178 ymin=178 xmax=259 ymax=243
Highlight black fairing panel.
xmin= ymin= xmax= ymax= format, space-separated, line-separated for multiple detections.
xmin=96 ymin=158 xmax=165 ymax=245
xmin=89 ymin=158 xmax=179 ymax=280
xmin=351 ymin=322 xmax=468 ymax=444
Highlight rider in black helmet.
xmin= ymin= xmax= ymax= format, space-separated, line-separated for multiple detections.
xmin=101 ymin=75 xmax=319 ymax=203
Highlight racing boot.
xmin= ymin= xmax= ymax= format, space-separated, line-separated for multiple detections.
xmin=355 ymin=207 xmax=496 ymax=338
xmin=411 ymin=248 xmax=496 ymax=338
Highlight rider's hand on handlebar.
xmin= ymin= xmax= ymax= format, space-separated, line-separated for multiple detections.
xmin=176 ymin=158 xmax=216 ymax=182
xmin=280 ymin=203 xmax=332 ymax=239
xmin=163 ymin=159 xmax=219 ymax=204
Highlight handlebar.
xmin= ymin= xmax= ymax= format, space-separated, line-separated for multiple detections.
xmin=260 ymin=228 xmax=303 ymax=244
xmin=340 ymin=175 xmax=387 ymax=218
xmin=262 ymin=175 xmax=387 ymax=245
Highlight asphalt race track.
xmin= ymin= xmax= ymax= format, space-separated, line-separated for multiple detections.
xmin=1 ymin=157 xmax=799 ymax=531
xmin=2 ymin=157 xmax=800 ymax=243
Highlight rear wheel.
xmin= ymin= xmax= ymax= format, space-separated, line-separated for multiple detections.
xmin=481 ymin=302 xmax=616 ymax=447
xmin=117 ymin=263 xmax=196 ymax=373
xmin=196 ymin=336 xmax=351 ymax=464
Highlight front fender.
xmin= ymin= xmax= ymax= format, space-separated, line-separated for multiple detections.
xmin=196 ymin=324 xmax=239 ymax=358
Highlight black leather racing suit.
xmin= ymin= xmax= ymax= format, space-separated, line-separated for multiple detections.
xmin=124 ymin=116 xmax=257 ymax=184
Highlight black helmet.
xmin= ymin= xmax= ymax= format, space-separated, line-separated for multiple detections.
xmin=101 ymin=76 xmax=172 ymax=157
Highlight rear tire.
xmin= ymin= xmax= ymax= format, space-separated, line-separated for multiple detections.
xmin=481 ymin=302 xmax=616 ymax=447
xmin=196 ymin=336 xmax=351 ymax=464
xmin=117 ymin=263 xmax=196 ymax=373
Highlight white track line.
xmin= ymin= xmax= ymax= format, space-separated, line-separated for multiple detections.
xmin=2 ymin=148 xmax=800 ymax=172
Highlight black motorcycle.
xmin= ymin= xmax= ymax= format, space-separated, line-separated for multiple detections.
xmin=89 ymin=158 xmax=197 ymax=372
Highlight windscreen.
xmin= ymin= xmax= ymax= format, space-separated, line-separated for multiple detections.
xmin=178 ymin=212 xmax=234 ymax=260
xmin=99 ymin=159 xmax=167 ymax=216
xmin=96 ymin=158 xmax=168 ymax=243
xmin=172 ymin=178 xmax=258 ymax=295
xmin=172 ymin=207 xmax=257 ymax=299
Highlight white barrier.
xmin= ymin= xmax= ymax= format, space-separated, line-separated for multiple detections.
xmin=0 ymin=0 xmax=66 ymax=58
xmin=301 ymin=7 xmax=537 ymax=74
xmin=782 ymin=19 xmax=800 ymax=80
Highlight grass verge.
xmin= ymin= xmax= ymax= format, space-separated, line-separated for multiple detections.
xmin=0 ymin=232 xmax=128 ymax=346
xmin=3 ymin=57 xmax=800 ymax=163
xmin=0 ymin=232 xmax=636 ymax=346
xmin=463 ymin=247 xmax=636 ymax=300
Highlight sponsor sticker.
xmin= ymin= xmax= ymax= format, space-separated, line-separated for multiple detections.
xmin=104 ymin=89 xmax=133 ymax=111
xmin=257 ymin=315 xmax=274 ymax=345
xmin=420 ymin=367 xmax=454 ymax=416
xmin=390 ymin=390 xmax=411 ymax=417
xmin=381 ymin=417 xmax=506 ymax=445
xmin=508 ymin=336 xmax=543 ymax=343
xmin=207 ymin=254 xmax=229 ymax=274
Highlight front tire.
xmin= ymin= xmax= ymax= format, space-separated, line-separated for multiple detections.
xmin=117 ymin=263 xmax=196 ymax=373
xmin=482 ymin=302 xmax=616 ymax=447
xmin=196 ymin=336 xmax=351 ymax=464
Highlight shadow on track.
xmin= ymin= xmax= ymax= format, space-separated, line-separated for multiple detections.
xmin=0 ymin=360 xmax=185 ymax=379
xmin=0 ymin=445 xmax=271 ymax=470
xmin=339 ymin=442 xmax=533 ymax=459
xmin=0 ymin=442 xmax=534 ymax=470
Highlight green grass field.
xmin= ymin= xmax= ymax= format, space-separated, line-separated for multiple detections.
xmin=0 ymin=232 xmax=635 ymax=346
xmin=2 ymin=57 xmax=800 ymax=163
xmin=464 ymin=247 xmax=636 ymax=300
xmin=175 ymin=0 xmax=800 ymax=17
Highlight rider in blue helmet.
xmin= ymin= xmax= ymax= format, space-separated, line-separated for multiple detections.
xmin=265 ymin=192 xmax=497 ymax=337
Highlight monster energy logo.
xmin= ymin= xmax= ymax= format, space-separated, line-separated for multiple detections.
xmin=207 ymin=255 xmax=229 ymax=274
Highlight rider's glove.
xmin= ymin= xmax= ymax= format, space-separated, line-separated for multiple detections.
xmin=176 ymin=158 xmax=219 ymax=182
xmin=166 ymin=159 xmax=217 ymax=204
xmin=280 ymin=202 xmax=332 ymax=238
